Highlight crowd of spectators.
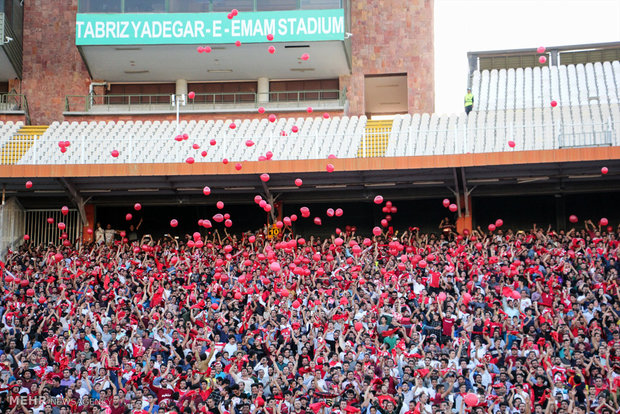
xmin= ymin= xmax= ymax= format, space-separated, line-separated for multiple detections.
xmin=0 ymin=221 xmax=619 ymax=414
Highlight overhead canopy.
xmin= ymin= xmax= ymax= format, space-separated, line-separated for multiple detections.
xmin=76 ymin=9 xmax=350 ymax=82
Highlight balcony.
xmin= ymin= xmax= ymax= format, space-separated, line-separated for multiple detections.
xmin=64 ymin=88 xmax=346 ymax=115
xmin=78 ymin=0 xmax=344 ymax=13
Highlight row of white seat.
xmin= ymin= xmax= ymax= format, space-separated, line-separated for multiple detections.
xmin=18 ymin=116 xmax=367 ymax=164
xmin=0 ymin=121 xmax=24 ymax=148
xmin=471 ymin=61 xmax=620 ymax=116
xmin=11 ymin=102 xmax=619 ymax=165
xmin=385 ymin=104 xmax=620 ymax=156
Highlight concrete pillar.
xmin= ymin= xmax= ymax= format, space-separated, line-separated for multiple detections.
xmin=257 ymin=77 xmax=269 ymax=103
xmin=176 ymin=79 xmax=188 ymax=96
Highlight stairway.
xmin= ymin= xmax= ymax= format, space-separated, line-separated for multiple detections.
xmin=0 ymin=125 xmax=48 ymax=165
xmin=358 ymin=120 xmax=393 ymax=157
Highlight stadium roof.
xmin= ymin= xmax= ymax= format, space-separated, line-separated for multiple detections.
xmin=468 ymin=41 xmax=620 ymax=74
xmin=2 ymin=147 xmax=618 ymax=208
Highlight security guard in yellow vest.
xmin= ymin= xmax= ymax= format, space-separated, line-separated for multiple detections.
xmin=464 ymin=88 xmax=474 ymax=115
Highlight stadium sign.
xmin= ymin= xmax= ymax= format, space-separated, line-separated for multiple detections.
xmin=75 ymin=10 xmax=345 ymax=45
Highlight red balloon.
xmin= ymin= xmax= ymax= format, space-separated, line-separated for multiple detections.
xmin=222 ymin=158 xmax=229 ymax=164
xmin=111 ymin=149 xmax=119 ymax=157
xmin=260 ymin=173 xmax=270 ymax=182
xmin=186 ymin=157 xmax=195 ymax=164
xmin=216 ymin=201 xmax=224 ymax=209
xmin=210 ymin=139 xmax=216 ymax=146
xmin=373 ymin=226 xmax=382 ymax=236
xmin=290 ymin=214 xmax=298 ymax=222
xmin=245 ymin=140 xmax=254 ymax=147
xmin=204 ymin=46 xmax=212 ymax=53
xmin=203 ymin=186 xmax=211 ymax=196
xmin=266 ymin=151 xmax=273 ymax=159
xmin=26 ymin=288 xmax=35 ymax=297
xmin=47 ymin=217 xmax=54 ymax=224
xmin=61 ymin=206 xmax=69 ymax=215
xmin=235 ymin=163 xmax=242 ymax=171
xmin=134 ymin=203 xmax=142 ymax=211
xmin=267 ymin=33 xmax=274 ymax=41
xmin=442 ymin=198 xmax=450 ymax=208
xmin=569 ymin=214 xmax=578 ymax=223
xmin=449 ymin=203 xmax=458 ymax=212
xmin=229 ymin=122 xmax=236 ymax=130
xmin=203 ymin=219 xmax=212 ymax=228
xmin=508 ymin=140 xmax=516 ymax=148
xmin=268 ymin=114 xmax=276 ymax=122
xmin=23 ymin=234 xmax=29 ymax=241
xmin=323 ymin=113 xmax=330 ymax=119
xmin=264 ymin=204 xmax=272 ymax=212
xmin=335 ymin=208 xmax=343 ymax=217
xmin=170 ymin=219 xmax=178 ymax=227
xmin=291 ymin=125 xmax=299 ymax=133
xmin=488 ymin=224 xmax=496 ymax=232
xmin=600 ymin=218 xmax=609 ymax=226
xmin=495 ymin=219 xmax=503 ymax=227
xmin=307 ymin=106 xmax=313 ymax=113
xmin=60 ymin=147 xmax=67 ymax=153
xmin=463 ymin=393 xmax=478 ymax=407
xmin=326 ymin=208 xmax=335 ymax=217
xmin=268 ymin=46 xmax=275 ymax=54
xmin=25 ymin=181 xmax=33 ymax=189
xmin=301 ymin=53 xmax=309 ymax=61
xmin=550 ymin=100 xmax=558 ymax=107
xmin=295 ymin=178 xmax=303 ymax=187
xmin=197 ymin=46 xmax=204 ymax=53
xmin=58 ymin=222 xmax=66 ymax=230
xmin=537 ymin=46 xmax=546 ymax=54
xmin=374 ymin=195 xmax=383 ymax=204
xmin=538 ymin=55 xmax=547 ymax=64
xmin=213 ymin=214 xmax=224 ymax=222
xmin=326 ymin=163 xmax=335 ymax=173
xmin=188 ymin=91 xmax=195 ymax=99
xmin=87 ymin=228 xmax=93 ymax=234
xmin=314 ymin=217 xmax=322 ymax=225
xmin=225 ymin=219 xmax=233 ymax=227
xmin=201 ymin=150 xmax=208 ymax=157
xmin=125 ymin=213 xmax=132 ymax=221
xmin=601 ymin=167 xmax=608 ymax=174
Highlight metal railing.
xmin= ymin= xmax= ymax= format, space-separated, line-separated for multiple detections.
xmin=0 ymin=93 xmax=27 ymax=113
xmin=558 ymin=121 xmax=614 ymax=148
xmin=24 ymin=209 xmax=82 ymax=247
xmin=3 ymin=120 xmax=617 ymax=165
xmin=78 ymin=0 xmax=344 ymax=13
xmin=64 ymin=89 xmax=347 ymax=113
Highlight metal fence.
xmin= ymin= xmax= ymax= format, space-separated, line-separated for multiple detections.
xmin=24 ymin=209 xmax=82 ymax=247
xmin=558 ymin=122 xmax=614 ymax=148
xmin=65 ymin=89 xmax=346 ymax=113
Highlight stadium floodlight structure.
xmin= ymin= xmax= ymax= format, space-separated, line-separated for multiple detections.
xmin=170 ymin=93 xmax=186 ymax=136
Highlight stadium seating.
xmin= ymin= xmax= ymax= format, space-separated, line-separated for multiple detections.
xmin=471 ymin=61 xmax=620 ymax=113
xmin=3 ymin=60 xmax=619 ymax=165
xmin=11 ymin=100 xmax=616 ymax=165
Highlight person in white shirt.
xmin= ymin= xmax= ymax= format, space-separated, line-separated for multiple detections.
xmin=223 ymin=337 xmax=238 ymax=356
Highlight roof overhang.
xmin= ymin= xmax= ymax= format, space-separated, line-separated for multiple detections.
xmin=2 ymin=147 xmax=619 ymax=208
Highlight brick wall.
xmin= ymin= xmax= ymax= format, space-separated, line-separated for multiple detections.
xmin=21 ymin=0 xmax=90 ymax=125
xmin=344 ymin=0 xmax=434 ymax=116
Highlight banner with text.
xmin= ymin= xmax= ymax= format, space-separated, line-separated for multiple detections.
xmin=76 ymin=10 xmax=345 ymax=45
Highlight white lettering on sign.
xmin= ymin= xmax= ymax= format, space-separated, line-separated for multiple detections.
xmin=76 ymin=13 xmax=345 ymax=44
